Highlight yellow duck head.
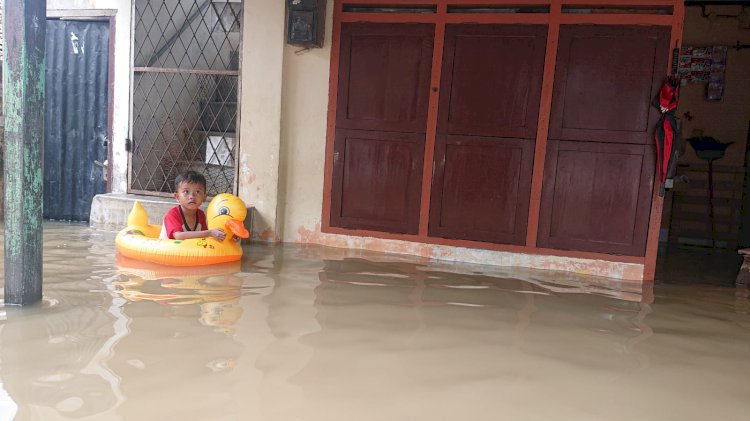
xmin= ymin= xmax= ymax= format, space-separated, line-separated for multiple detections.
xmin=206 ymin=193 xmax=250 ymax=241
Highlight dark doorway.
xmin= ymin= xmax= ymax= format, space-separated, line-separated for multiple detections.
xmin=44 ymin=19 xmax=110 ymax=221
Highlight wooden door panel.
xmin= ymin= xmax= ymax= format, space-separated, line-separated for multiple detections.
xmin=439 ymin=24 xmax=547 ymax=138
xmin=429 ymin=135 xmax=533 ymax=244
xmin=549 ymin=25 xmax=670 ymax=144
xmin=336 ymin=23 xmax=434 ymax=133
xmin=538 ymin=141 xmax=655 ymax=256
xmin=429 ymin=24 xmax=545 ymax=245
xmin=331 ymin=23 xmax=433 ymax=234
xmin=539 ymin=24 xmax=669 ymax=256
xmin=331 ymin=129 xmax=424 ymax=234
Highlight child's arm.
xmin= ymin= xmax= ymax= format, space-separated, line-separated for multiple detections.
xmin=173 ymin=228 xmax=228 ymax=241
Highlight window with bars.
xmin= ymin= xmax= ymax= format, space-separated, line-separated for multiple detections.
xmin=130 ymin=0 xmax=242 ymax=196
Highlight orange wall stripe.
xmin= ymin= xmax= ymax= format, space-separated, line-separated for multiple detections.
xmin=418 ymin=4 xmax=447 ymax=236
xmin=322 ymin=1 xmax=345 ymax=230
xmin=338 ymin=0 xmax=674 ymax=6
xmin=643 ymin=0 xmax=684 ymax=281
xmin=525 ymin=0 xmax=560 ymax=248
xmin=339 ymin=0 xmax=439 ymax=4
xmin=562 ymin=0 xmax=673 ymax=5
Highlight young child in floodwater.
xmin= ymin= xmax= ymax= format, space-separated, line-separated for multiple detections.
xmin=160 ymin=170 xmax=233 ymax=241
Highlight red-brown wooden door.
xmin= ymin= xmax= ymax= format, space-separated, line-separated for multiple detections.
xmin=538 ymin=25 xmax=670 ymax=256
xmin=330 ymin=23 xmax=434 ymax=234
xmin=429 ymin=24 xmax=547 ymax=245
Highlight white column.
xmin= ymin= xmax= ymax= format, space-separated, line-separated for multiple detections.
xmin=238 ymin=0 xmax=285 ymax=241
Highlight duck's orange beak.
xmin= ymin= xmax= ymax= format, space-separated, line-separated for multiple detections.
xmin=225 ymin=219 xmax=250 ymax=239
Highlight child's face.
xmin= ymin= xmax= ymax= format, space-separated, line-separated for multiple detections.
xmin=174 ymin=181 xmax=206 ymax=210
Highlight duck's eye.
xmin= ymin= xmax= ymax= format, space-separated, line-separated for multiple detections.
xmin=219 ymin=206 xmax=230 ymax=215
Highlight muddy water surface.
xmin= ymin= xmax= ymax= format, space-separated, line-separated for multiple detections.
xmin=0 ymin=223 xmax=748 ymax=420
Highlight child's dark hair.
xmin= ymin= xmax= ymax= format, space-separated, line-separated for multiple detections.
xmin=174 ymin=170 xmax=206 ymax=190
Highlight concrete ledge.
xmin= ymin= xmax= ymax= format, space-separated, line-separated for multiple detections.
xmin=89 ymin=193 xmax=182 ymax=231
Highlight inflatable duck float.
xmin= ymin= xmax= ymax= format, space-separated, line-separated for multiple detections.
xmin=115 ymin=193 xmax=250 ymax=266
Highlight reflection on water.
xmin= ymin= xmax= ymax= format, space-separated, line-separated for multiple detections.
xmin=113 ymin=257 xmax=252 ymax=333
xmin=0 ymin=222 xmax=747 ymax=420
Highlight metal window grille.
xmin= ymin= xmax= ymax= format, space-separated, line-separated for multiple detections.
xmin=130 ymin=0 xmax=242 ymax=196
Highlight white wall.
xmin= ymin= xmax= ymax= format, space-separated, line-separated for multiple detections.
xmin=47 ymin=0 xmax=131 ymax=194
xmin=277 ymin=1 xmax=333 ymax=243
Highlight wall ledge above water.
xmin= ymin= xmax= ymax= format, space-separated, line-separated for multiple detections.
xmin=296 ymin=225 xmax=647 ymax=281
xmin=90 ymin=193 xmax=184 ymax=232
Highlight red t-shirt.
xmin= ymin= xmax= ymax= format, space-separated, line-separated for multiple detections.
xmin=160 ymin=206 xmax=207 ymax=239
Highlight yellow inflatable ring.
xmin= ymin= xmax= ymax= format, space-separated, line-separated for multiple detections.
xmin=115 ymin=193 xmax=250 ymax=266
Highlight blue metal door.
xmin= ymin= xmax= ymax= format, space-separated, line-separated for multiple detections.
xmin=44 ymin=20 xmax=110 ymax=221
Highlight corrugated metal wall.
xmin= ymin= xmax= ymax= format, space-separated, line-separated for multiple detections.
xmin=44 ymin=20 xmax=110 ymax=221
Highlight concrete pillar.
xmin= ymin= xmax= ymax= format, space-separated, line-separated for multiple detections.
xmin=237 ymin=0 xmax=285 ymax=242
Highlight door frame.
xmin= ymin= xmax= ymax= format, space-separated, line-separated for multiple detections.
xmin=322 ymin=0 xmax=685 ymax=280
xmin=47 ymin=9 xmax=116 ymax=193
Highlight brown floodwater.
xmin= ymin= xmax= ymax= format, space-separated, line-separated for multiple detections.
xmin=0 ymin=222 xmax=748 ymax=420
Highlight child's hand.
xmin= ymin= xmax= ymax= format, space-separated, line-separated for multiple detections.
xmin=231 ymin=235 xmax=241 ymax=243
xmin=209 ymin=228 xmax=227 ymax=241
